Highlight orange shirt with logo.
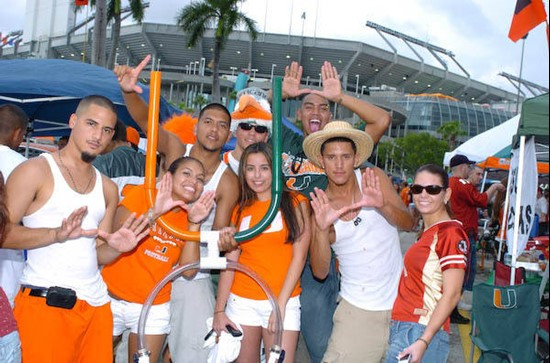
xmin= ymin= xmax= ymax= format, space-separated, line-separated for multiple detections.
xmin=102 ymin=185 xmax=187 ymax=305
xmin=231 ymin=192 xmax=307 ymax=300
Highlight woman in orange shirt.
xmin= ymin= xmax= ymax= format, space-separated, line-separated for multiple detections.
xmin=213 ymin=142 xmax=311 ymax=362
xmin=102 ymin=156 xmax=214 ymax=362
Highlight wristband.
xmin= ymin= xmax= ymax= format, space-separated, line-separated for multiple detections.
xmin=147 ymin=208 xmax=156 ymax=227
xmin=122 ymin=89 xmax=135 ymax=94
xmin=188 ymin=217 xmax=202 ymax=225
xmin=214 ymin=310 xmax=225 ymax=315
xmin=417 ymin=337 xmax=429 ymax=348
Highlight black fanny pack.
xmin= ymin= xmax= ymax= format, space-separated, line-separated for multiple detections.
xmin=46 ymin=286 xmax=77 ymax=309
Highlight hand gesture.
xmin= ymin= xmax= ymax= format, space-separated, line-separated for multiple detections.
xmin=350 ymin=168 xmax=384 ymax=209
xmin=113 ymin=55 xmax=151 ymax=94
xmin=187 ymin=191 xmax=215 ymax=224
xmin=218 ymin=226 xmax=238 ymax=252
xmin=282 ymin=61 xmax=311 ymax=99
xmin=153 ymin=173 xmax=188 ymax=217
xmin=310 ymin=187 xmax=356 ymax=230
xmin=310 ymin=61 xmax=342 ymax=103
xmin=397 ymin=339 xmax=427 ymax=363
xmin=54 ymin=206 xmax=98 ymax=242
xmin=98 ymin=213 xmax=149 ymax=253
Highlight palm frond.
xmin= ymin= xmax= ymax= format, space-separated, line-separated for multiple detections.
xmin=129 ymin=0 xmax=145 ymax=23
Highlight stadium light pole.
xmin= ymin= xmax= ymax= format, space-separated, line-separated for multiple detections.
xmin=361 ymin=85 xmax=366 ymax=96
xmin=306 ymin=76 xmax=310 ymax=86
xmin=355 ymin=74 xmax=360 ymax=96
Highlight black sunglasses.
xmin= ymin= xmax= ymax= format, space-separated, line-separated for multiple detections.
xmin=238 ymin=122 xmax=268 ymax=134
xmin=410 ymin=184 xmax=446 ymax=195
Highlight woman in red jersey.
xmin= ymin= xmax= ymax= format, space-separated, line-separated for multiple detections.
xmin=386 ymin=164 xmax=469 ymax=363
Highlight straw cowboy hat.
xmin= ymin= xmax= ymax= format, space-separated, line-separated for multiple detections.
xmin=303 ymin=121 xmax=374 ymax=168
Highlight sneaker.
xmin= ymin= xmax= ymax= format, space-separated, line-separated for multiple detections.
xmin=450 ymin=308 xmax=470 ymax=324
xmin=458 ymin=300 xmax=472 ymax=311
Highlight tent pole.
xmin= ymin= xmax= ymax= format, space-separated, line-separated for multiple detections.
xmin=510 ymin=135 xmax=527 ymax=285
xmin=497 ymin=165 xmax=514 ymax=261
xmin=480 ymin=170 xmax=488 ymax=192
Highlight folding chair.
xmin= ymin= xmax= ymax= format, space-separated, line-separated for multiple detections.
xmin=469 ymin=283 xmax=540 ymax=363
xmin=493 ymin=260 xmax=525 ymax=286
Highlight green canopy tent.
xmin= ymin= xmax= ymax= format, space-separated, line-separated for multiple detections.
xmin=499 ymin=93 xmax=549 ymax=285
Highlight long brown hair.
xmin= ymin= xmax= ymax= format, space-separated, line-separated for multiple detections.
xmin=236 ymin=142 xmax=303 ymax=243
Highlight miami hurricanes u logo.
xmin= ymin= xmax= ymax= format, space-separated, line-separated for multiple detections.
xmin=493 ymin=288 xmax=517 ymax=309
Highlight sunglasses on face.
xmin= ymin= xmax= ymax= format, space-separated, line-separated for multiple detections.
xmin=410 ymin=184 xmax=446 ymax=195
xmin=238 ymin=122 xmax=268 ymax=134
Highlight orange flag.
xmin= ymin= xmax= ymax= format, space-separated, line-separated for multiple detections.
xmin=508 ymin=0 xmax=547 ymax=42
xmin=75 ymin=0 xmax=88 ymax=6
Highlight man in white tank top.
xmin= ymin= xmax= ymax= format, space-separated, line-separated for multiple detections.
xmin=3 ymin=95 xmax=150 ymax=363
xmin=116 ymin=56 xmax=240 ymax=362
xmin=304 ymin=121 xmax=414 ymax=363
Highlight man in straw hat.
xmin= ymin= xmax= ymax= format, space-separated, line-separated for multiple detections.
xmin=271 ymin=60 xmax=395 ymax=362
xmin=304 ymin=121 xmax=413 ymax=363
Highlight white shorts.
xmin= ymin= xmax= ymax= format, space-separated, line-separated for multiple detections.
xmin=225 ymin=293 xmax=301 ymax=331
xmin=110 ymin=297 xmax=171 ymax=336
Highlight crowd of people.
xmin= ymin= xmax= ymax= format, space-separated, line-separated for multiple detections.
xmin=0 ymin=54 xmax=539 ymax=363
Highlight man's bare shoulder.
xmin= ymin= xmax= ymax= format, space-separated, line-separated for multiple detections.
xmin=218 ymin=167 xmax=239 ymax=191
xmin=11 ymin=154 xmax=50 ymax=178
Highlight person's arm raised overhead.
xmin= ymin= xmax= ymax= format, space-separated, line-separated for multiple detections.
xmin=310 ymin=61 xmax=390 ymax=143
xmin=114 ymin=55 xmax=186 ymax=169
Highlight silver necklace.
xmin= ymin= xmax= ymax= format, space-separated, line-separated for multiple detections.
xmin=58 ymin=151 xmax=94 ymax=194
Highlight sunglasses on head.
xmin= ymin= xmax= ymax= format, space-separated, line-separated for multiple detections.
xmin=410 ymin=184 xmax=446 ymax=195
xmin=238 ymin=122 xmax=268 ymax=134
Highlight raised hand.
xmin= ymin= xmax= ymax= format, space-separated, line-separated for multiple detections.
xmin=350 ymin=168 xmax=384 ymax=210
xmin=113 ymin=55 xmax=151 ymax=94
xmin=282 ymin=61 xmax=311 ymax=99
xmin=98 ymin=213 xmax=149 ymax=253
xmin=54 ymin=206 xmax=98 ymax=242
xmin=217 ymin=226 xmax=238 ymax=252
xmin=153 ymin=173 xmax=188 ymax=218
xmin=187 ymin=190 xmax=215 ymax=224
xmin=310 ymin=187 xmax=356 ymax=230
xmin=310 ymin=61 xmax=342 ymax=103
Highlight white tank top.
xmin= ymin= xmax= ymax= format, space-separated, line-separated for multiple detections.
xmin=20 ymin=153 xmax=109 ymax=306
xmin=332 ymin=169 xmax=403 ymax=311
xmin=178 ymin=144 xmax=228 ymax=280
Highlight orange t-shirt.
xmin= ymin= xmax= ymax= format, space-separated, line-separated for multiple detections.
xmin=102 ymin=185 xmax=188 ymax=305
xmin=400 ymin=186 xmax=410 ymax=207
xmin=230 ymin=192 xmax=307 ymax=300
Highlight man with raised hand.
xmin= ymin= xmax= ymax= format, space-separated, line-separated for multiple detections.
xmin=4 ymin=95 xmax=149 ymax=362
xmin=271 ymin=60 xmax=392 ymax=362
xmin=115 ymin=56 xmax=239 ymax=363
xmin=304 ymin=121 xmax=413 ymax=362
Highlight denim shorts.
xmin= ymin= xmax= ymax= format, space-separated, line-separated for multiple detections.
xmin=385 ymin=320 xmax=449 ymax=363
xmin=0 ymin=330 xmax=21 ymax=363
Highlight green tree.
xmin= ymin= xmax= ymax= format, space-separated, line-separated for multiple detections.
xmin=382 ymin=133 xmax=448 ymax=173
xmin=194 ymin=94 xmax=208 ymax=109
xmin=107 ymin=0 xmax=145 ymax=70
xmin=437 ymin=121 xmax=466 ymax=151
xmin=90 ymin=0 xmax=145 ymax=69
xmin=177 ymin=0 xmax=258 ymax=103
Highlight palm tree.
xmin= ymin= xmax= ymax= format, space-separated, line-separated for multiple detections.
xmin=91 ymin=0 xmax=108 ymax=67
xmin=176 ymin=0 xmax=258 ymax=103
xmin=90 ymin=0 xmax=145 ymax=69
xmin=437 ymin=121 xmax=467 ymax=151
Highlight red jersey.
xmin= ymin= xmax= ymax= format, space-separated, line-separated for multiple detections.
xmin=449 ymin=176 xmax=488 ymax=237
xmin=391 ymin=220 xmax=469 ymax=332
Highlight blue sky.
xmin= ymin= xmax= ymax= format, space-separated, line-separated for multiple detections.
xmin=1 ymin=0 xmax=548 ymax=95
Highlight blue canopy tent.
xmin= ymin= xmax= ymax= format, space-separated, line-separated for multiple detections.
xmin=0 ymin=59 xmax=181 ymax=137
